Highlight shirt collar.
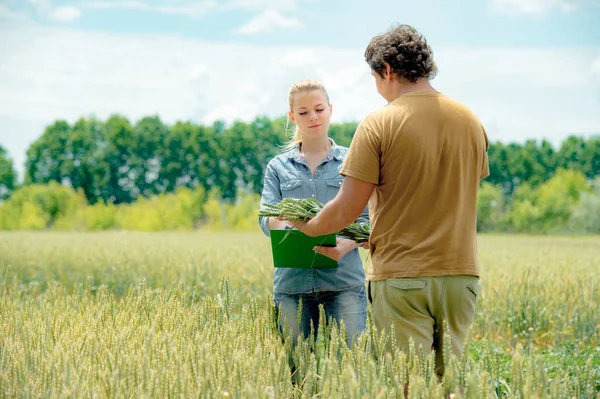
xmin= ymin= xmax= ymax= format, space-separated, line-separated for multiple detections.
xmin=286 ymin=138 xmax=344 ymax=162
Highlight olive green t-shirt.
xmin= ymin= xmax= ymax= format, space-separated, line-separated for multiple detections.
xmin=340 ymin=91 xmax=489 ymax=281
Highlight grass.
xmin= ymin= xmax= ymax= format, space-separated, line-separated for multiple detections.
xmin=0 ymin=232 xmax=598 ymax=398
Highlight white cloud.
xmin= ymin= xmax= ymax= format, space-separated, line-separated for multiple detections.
xmin=48 ymin=6 xmax=81 ymax=22
xmin=1 ymin=1 xmax=81 ymax=23
xmin=0 ymin=5 xmax=24 ymax=20
xmin=491 ymin=0 xmax=578 ymax=15
xmin=592 ymin=56 xmax=600 ymax=101
xmin=234 ymin=9 xmax=304 ymax=35
xmin=222 ymin=0 xmax=302 ymax=11
xmin=86 ymin=0 xmax=143 ymax=7
xmin=272 ymin=48 xmax=319 ymax=69
xmin=26 ymin=0 xmax=53 ymax=18
xmin=0 ymin=0 xmax=49 ymax=21
xmin=86 ymin=0 xmax=216 ymax=19
xmin=1 ymin=0 xmax=308 ymax=23
xmin=27 ymin=0 xmax=50 ymax=5
xmin=592 ymin=57 xmax=600 ymax=75
xmin=0 ymin=22 xmax=599 ymax=180
xmin=432 ymin=47 xmax=600 ymax=147
xmin=0 ymin=115 xmax=47 ymax=182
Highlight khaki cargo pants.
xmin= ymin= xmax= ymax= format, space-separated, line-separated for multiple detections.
xmin=368 ymin=275 xmax=481 ymax=377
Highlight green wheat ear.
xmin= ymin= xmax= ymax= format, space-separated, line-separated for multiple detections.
xmin=278 ymin=226 xmax=295 ymax=245
xmin=258 ymin=198 xmax=371 ymax=243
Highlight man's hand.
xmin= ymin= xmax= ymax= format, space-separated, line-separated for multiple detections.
xmin=279 ymin=176 xmax=375 ymax=238
xmin=313 ymin=238 xmax=359 ymax=261
xmin=279 ymin=216 xmax=370 ymax=250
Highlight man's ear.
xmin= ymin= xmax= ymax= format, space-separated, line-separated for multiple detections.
xmin=384 ymin=63 xmax=393 ymax=81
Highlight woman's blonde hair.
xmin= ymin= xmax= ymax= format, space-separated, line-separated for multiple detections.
xmin=281 ymin=79 xmax=330 ymax=152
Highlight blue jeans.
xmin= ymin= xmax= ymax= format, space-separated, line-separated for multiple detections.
xmin=273 ymin=285 xmax=367 ymax=349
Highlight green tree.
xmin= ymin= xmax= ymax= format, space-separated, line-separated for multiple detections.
xmin=329 ymin=121 xmax=358 ymax=147
xmin=244 ymin=116 xmax=287 ymax=195
xmin=97 ymin=114 xmax=137 ymax=204
xmin=522 ymin=139 xmax=556 ymax=187
xmin=60 ymin=117 xmax=103 ymax=203
xmin=0 ymin=182 xmax=87 ymax=230
xmin=580 ymin=136 xmax=600 ymax=179
xmin=535 ymin=139 xmax=558 ymax=184
xmin=569 ymin=177 xmax=600 ymax=234
xmin=132 ymin=115 xmax=169 ymax=197
xmin=555 ymin=135 xmax=600 ymax=178
xmin=477 ymin=182 xmax=506 ymax=232
xmin=162 ymin=121 xmax=201 ymax=192
xmin=25 ymin=120 xmax=71 ymax=185
xmin=0 ymin=145 xmax=17 ymax=201
xmin=487 ymin=142 xmax=511 ymax=194
xmin=508 ymin=169 xmax=590 ymax=233
xmin=213 ymin=123 xmax=241 ymax=202
xmin=22 ymin=113 xmax=599 ymax=211
xmin=536 ymin=169 xmax=589 ymax=232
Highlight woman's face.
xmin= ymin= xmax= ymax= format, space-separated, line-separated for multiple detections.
xmin=289 ymin=90 xmax=332 ymax=139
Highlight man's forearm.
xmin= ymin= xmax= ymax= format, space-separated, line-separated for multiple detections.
xmin=290 ymin=176 xmax=375 ymax=237
xmin=305 ymin=198 xmax=356 ymax=236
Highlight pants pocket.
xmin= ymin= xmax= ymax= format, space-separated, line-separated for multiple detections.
xmin=387 ymin=278 xmax=427 ymax=291
xmin=466 ymin=280 xmax=482 ymax=297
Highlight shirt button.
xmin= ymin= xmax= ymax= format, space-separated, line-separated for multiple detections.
xmin=338 ymin=181 xmax=342 ymax=185
xmin=309 ymin=179 xmax=312 ymax=181
xmin=312 ymin=194 xmax=315 ymax=197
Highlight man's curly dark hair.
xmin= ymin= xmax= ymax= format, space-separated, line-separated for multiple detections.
xmin=365 ymin=24 xmax=438 ymax=83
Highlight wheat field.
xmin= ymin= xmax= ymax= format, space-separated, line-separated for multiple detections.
xmin=0 ymin=232 xmax=598 ymax=398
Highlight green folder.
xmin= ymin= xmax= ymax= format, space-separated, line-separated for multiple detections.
xmin=269 ymin=229 xmax=338 ymax=268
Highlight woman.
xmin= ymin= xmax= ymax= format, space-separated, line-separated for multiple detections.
xmin=259 ymin=79 xmax=368 ymax=350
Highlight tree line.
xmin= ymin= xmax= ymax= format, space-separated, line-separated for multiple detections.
xmin=0 ymin=114 xmax=598 ymax=233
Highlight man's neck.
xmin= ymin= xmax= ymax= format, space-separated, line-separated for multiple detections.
xmin=390 ymin=78 xmax=437 ymax=102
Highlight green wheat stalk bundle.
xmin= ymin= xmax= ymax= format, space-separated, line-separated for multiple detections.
xmin=258 ymin=198 xmax=371 ymax=243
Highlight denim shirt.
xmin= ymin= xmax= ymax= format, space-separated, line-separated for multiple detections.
xmin=259 ymin=138 xmax=369 ymax=294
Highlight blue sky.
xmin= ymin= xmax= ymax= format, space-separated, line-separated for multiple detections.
xmin=7 ymin=0 xmax=600 ymax=46
xmin=1 ymin=0 xmax=600 ymax=180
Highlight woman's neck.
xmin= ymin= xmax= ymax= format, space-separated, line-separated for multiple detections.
xmin=300 ymin=136 xmax=331 ymax=155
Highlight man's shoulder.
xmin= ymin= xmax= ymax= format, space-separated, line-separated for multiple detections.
xmin=435 ymin=93 xmax=481 ymax=120
xmin=365 ymin=105 xmax=393 ymax=121
xmin=356 ymin=107 xmax=390 ymax=133
xmin=361 ymin=97 xmax=423 ymax=122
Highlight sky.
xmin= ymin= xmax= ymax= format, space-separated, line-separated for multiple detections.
xmin=1 ymin=0 xmax=599 ymax=181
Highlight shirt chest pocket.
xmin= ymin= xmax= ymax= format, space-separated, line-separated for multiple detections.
xmin=325 ymin=177 xmax=343 ymax=202
xmin=280 ymin=178 xmax=303 ymax=199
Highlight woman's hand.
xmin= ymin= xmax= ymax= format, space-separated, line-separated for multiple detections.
xmin=313 ymin=238 xmax=360 ymax=261
xmin=268 ymin=217 xmax=292 ymax=230
xmin=277 ymin=215 xmax=317 ymax=237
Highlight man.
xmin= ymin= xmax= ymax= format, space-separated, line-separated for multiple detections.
xmin=286 ymin=24 xmax=489 ymax=377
